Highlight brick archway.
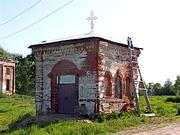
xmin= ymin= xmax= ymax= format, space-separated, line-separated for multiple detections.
xmin=104 ymin=71 xmax=113 ymax=98
xmin=49 ymin=60 xmax=79 ymax=113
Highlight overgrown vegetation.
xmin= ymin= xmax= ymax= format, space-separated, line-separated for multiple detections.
xmin=92 ymin=111 xmax=136 ymax=123
xmin=1 ymin=94 xmax=180 ymax=135
xmin=140 ymin=96 xmax=180 ymax=116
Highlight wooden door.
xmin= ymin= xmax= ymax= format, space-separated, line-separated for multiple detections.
xmin=57 ymin=75 xmax=76 ymax=114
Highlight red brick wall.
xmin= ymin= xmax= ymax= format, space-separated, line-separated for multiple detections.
xmin=98 ymin=40 xmax=141 ymax=113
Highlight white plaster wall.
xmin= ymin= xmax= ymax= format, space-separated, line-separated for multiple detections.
xmin=35 ymin=43 xmax=98 ymax=114
xmin=79 ymin=71 xmax=97 ymax=114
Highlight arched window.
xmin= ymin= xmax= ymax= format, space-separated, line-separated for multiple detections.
xmin=104 ymin=72 xmax=112 ymax=97
xmin=115 ymin=76 xmax=122 ymax=98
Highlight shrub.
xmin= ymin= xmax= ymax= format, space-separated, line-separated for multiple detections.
xmin=92 ymin=112 xmax=136 ymax=123
xmin=155 ymin=107 xmax=165 ymax=116
xmin=93 ymin=113 xmax=106 ymax=123
xmin=0 ymin=93 xmax=6 ymax=98
xmin=106 ymin=112 xmax=119 ymax=120
xmin=166 ymin=97 xmax=174 ymax=102
xmin=166 ymin=96 xmax=180 ymax=103
xmin=176 ymin=104 xmax=180 ymax=115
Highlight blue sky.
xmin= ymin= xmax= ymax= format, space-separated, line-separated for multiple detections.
xmin=0 ymin=0 xmax=180 ymax=84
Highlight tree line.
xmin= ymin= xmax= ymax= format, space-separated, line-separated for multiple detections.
xmin=147 ymin=77 xmax=180 ymax=96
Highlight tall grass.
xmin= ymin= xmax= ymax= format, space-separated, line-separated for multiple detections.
xmin=0 ymin=93 xmax=35 ymax=131
xmin=1 ymin=94 xmax=180 ymax=135
xmin=4 ymin=115 xmax=179 ymax=135
xmin=140 ymin=96 xmax=180 ymax=116
xmin=4 ymin=116 xmax=150 ymax=135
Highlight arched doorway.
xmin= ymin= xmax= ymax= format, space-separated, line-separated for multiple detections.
xmin=49 ymin=60 xmax=78 ymax=114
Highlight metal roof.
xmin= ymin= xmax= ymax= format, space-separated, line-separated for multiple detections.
xmin=28 ymin=32 xmax=143 ymax=50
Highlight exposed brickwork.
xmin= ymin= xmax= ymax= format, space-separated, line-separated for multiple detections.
xmin=98 ymin=41 xmax=141 ymax=113
xmin=30 ymin=37 xmax=141 ymax=116
xmin=0 ymin=61 xmax=15 ymax=95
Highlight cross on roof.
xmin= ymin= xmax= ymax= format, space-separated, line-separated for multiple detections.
xmin=87 ymin=11 xmax=97 ymax=33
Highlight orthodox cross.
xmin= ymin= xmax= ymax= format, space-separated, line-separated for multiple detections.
xmin=87 ymin=11 xmax=97 ymax=33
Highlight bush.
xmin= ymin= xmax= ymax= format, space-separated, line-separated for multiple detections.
xmin=92 ymin=112 xmax=136 ymax=123
xmin=0 ymin=93 xmax=6 ymax=98
xmin=155 ymin=107 xmax=165 ymax=116
xmin=106 ymin=112 xmax=119 ymax=120
xmin=93 ymin=113 xmax=106 ymax=123
xmin=176 ymin=104 xmax=180 ymax=115
xmin=166 ymin=96 xmax=180 ymax=103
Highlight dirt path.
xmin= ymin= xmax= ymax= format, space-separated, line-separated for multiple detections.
xmin=110 ymin=122 xmax=180 ymax=135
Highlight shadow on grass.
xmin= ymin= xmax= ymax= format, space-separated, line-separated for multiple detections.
xmin=0 ymin=113 xmax=84 ymax=134
xmin=0 ymin=109 xmax=11 ymax=113
xmin=0 ymin=113 xmax=36 ymax=134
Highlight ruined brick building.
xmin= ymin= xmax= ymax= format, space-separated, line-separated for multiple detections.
xmin=29 ymin=33 xmax=142 ymax=115
xmin=0 ymin=60 xmax=15 ymax=95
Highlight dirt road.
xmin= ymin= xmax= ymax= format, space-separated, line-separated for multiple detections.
xmin=111 ymin=122 xmax=180 ymax=135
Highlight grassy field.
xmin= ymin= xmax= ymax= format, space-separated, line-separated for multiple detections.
xmin=0 ymin=93 xmax=35 ymax=131
xmin=140 ymin=96 xmax=180 ymax=116
xmin=0 ymin=94 xmax=180 ymax=135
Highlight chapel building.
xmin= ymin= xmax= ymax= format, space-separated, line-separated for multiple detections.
xmin=29 ymin=33 xmax=142 ymax=115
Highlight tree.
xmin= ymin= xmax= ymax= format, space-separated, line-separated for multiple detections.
xmin=173 ymin=75 xmax=180 ymax=95
xmin=153 ymin=83 xmax=162 ymax=95
xmin=147 ymin=82 xmax=154 ymax=96
xmin=162 ymin=79 xmax=175 ymax=95
xmin=0 ymin=48 xmax=6 ymax=58
xmin=0 ymin=47 xmax=15 ymax=60
xmin=15 ymin=54 xmax=35 ymax=96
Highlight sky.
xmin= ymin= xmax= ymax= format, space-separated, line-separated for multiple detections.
xmin=0 ymin=0 xmax=180 ymax=84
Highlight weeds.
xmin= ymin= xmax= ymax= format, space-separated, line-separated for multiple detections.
xmin=92 ymin=112 xmax=136 ymax=123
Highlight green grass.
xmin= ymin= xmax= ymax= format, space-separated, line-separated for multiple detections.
xmin=4 ymin=115 xmax=180 ymax=135
xmin=1 ymin=94 xmax=180 ymax=135
xmin=0 ymin=93 xmax=35 ymax=131
xmin=140 ymin=96 xmax=180 ymax=116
